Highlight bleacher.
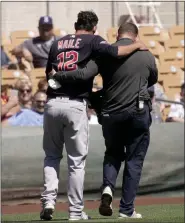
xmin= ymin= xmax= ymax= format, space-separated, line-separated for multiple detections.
xmin=1 ymin=25 xmax=184 ymax=120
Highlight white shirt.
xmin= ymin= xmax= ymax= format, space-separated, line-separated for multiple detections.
xmin=168 ymin=98 xmax=184 ymax=119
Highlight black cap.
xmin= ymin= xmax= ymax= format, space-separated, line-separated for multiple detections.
xmin=39 ymin=16 xmax=53 ymax=26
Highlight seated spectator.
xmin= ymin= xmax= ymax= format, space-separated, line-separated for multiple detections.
xmin=1 ymin=95 xmax=19 ymax=120
xmin=38 ymin=78 xmax=48 ymax=93
xmin=148 ymin=86 xmax=163 ymax=123
xmin=15 ymin=79 xmax=33 ymax=109
xmin=154 ymin=83 xmax=167 ymax=113
xmin=12 ymin=16 xmax=58 ymax=68
xmin=5 ymin=91 xmax=46 ymax=126
xmin=1 ymin=84 xmax=11 ymax=104
xmin=167 ymin=83 xmax=184 ymax=123
xmin=1 ymin=85 xmax=21 ymax=121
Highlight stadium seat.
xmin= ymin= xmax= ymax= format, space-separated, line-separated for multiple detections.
xmin=139 ymin=26 xmax=170 ymax=42
xmin=54 ymin=29 xmax=67 ymax=37
xmin=1 ymin=70 xmax=25 ymax=86
xmin=107 ymin=27 xmax=118 ymax=44
xmin=10 ymin=30 xmax=37 ymax=45
xmin=158 ymin=64 xmax=184 ymax=99
xmin=2 ymin=34 xmax=11 ymax=45
xmin=11 ymin=38 xmax=28 ymax=46
xmin=164 ymin=37 xmax=184 ymax=51
xmin=160 ymin=49 xmax=184 ymax=67
xmin=159 ymin=50 xmax=184 ymax=69
xmin=144 ymin=40 xmax=165 ymax=57
xmin=169 ymin=25 xmax=184 ymax=39
xmin=155 ymin=57 xmax=160 ymax=67
xmin=30 ymin=68 xmax=45 ymax=80
xmin=30 ymin=68 xmax=46 ymax=92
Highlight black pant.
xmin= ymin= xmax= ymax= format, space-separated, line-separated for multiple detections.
xmin=101 ymin=103 xmax=152 ymax=216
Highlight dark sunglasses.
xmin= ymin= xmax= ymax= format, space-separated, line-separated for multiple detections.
xmin=19 ymin=89 xmax=32 ymax=93
xmin=36 ymin=100 xmax=46 ymax=104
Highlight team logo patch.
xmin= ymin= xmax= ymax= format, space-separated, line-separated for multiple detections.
xmin=44 ymin=16 xmax=49 ymax=23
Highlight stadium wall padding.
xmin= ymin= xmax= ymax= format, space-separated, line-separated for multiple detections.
xmin=1 ymin=123 xmax=184 ymax=201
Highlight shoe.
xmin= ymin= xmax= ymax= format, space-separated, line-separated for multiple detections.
xmin=119 ymin=211 xmax=142 ymax=219
xmin=69 ymin=212 xmax=91 ymax=221
xmin=99 ymin=186 xmax=113 ymax=216
xmin=40 ymin=203 xmax=55 ymax=220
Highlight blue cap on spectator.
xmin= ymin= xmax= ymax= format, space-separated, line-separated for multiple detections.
xmin=39 ymin=16 xmax=53 ymax=26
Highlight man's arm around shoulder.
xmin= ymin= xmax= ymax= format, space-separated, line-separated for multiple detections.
xmin=146 ymin=51 xmax=158 ymax=87
xmin=52 ymin=60 xmax=99 ymax=83
xmin=91 ymin=35 xmax=148 ymax=57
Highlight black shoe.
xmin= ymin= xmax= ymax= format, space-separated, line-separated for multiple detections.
xmin=99 ymin=186 xmax=113 ymax=216
xmin=40 ymin=204 xmax=54 ymax=221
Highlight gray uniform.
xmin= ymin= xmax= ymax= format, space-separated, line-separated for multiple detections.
xmin=41 ymin=97 xmax=89 ymax=216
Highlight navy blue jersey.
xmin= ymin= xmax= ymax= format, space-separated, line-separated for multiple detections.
xmin=46 ymin=34 xmax=118 ymax=99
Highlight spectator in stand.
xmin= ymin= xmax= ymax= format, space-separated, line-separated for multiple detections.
xmin=154 ymin=83 xmax=167 ymax=113
xmin=148 ymin=86 xmax=163 ymax=123
xmin=5 ymin=91 xmax=46 ymax=126
xmin=12 ymin=16 xmax=58 ymax=68
xmin=1 ymin=95 xmax=19 ymax=120
xmin=15 ymin=79 xmax=33 ymax=109
xmin=1 ymin=84 xmax=11 ymax=104
xmin=167 ymin=83 xmax=184 ymax=123
xmin=1 ymin=85 xmax=20 ymax=121
xmin=38 ymin=78 xmax=48 ymax=93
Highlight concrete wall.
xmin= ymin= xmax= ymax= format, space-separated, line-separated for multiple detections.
xmin=2 ymin=123 xmax=184 ymax=200
xmin=1 ymin=1 xmax=184 ymax=37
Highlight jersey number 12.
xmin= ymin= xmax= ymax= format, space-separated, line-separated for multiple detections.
xmin=57 ymin=51 xmax=78 ymax=71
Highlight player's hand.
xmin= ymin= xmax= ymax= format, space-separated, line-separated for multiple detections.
xmin=49 ymin=68 xmax=56 ymax=76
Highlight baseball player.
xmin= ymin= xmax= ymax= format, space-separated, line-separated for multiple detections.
xmin=40 ymin=11 xmax=147 ymax=221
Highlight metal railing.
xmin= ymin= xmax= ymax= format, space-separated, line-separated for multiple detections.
xmin=156 ymin=98 xmax=184 ymax=106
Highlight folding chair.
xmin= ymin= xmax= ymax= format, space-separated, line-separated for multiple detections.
xmin=169 ymin=25 xmax=184 ymax=39
xmin=159 ymin=50 xmax=184 ymax=69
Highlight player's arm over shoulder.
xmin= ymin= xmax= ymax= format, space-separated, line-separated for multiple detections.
xmin=91 ymin=35 xmax=146 ymax=57
xmin=144 ymin=50 xmax=158 ymax=87
xmin=45 ymin=40 xmax=57 ymax=77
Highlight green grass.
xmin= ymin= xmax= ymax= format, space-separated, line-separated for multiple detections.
xmin=2 ymin=204 xmax=184 ymax=222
